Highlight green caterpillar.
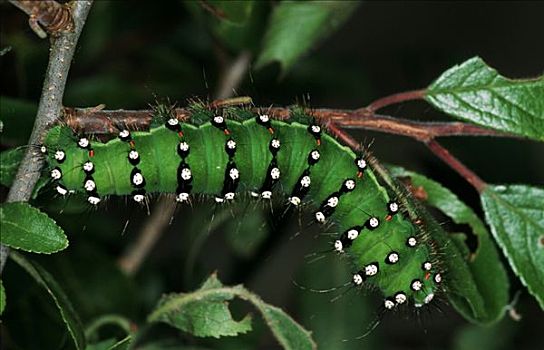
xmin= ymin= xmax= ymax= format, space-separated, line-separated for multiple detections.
xmin=42 ymin=104 xmax=443 ymax=309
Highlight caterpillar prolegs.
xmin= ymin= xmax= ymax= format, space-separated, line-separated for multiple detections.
xmin=42 ymin=104 xmax=443 ymax=309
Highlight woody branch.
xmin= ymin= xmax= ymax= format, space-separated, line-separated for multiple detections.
xmin=0 ymin=0 xmax=93 ymax=275
xmin=62 ymin=94 xmax=503 ymax=195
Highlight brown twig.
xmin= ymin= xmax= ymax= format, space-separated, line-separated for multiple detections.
xmin=0 ymin=1 xmax=93 ymax=275
xmin=325 ymin=121 xmax=361 ymax=150
xmin=357 ymin=89 xmax=426 ymax=113
xmin=328 ymin=113 xmax=513 ymax=141
xmin=325 ymin=122 xmax=487 ymax=193
xmin=425 ymin=139 xmax=487 ymax=192
xmin=61 ymin=85 xmax=522 ymax=199
xmin=9 ymin=0 xmax=74 ymax=38
xmin=64 ymin=102 xmax=497 ymax=197
xmin=64 ymin=106 xmax=513 ymax=141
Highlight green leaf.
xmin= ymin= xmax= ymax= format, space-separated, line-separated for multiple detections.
xmin=481 ymin=184 xmax=544 ymax=309
xmin=0 ymin=148 xmax=24 ymax=187
xmin=0 ymin=202 xmax=68 ymax=254
xmin=389 ymin=166 xmax=509 ymax=324
xmin=426 ymin=56 xmax=544 ymax=141
xmin=193 ymin=0 xmax=265 ymax=52
xmin=0 ymin=280 xmax=5 ymax=315
xmin=255 ymin=1 xmax=358 ymax=74
xmin=258 ymin=304 xmax=315 ymax=350
xmin=149 ymin=273 xmax=315 ymax=349
xmin=149 ymin=273 xmax=252 ymax=338
xmin=10 ymin=252 xmax=86 ymax=350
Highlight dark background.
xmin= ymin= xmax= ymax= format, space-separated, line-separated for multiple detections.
xmin=1 ymin=1 xmax=543 ymax=349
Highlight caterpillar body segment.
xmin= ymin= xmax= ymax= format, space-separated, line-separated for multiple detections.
xmin=43 ymin=109 xmax=442 ymax=308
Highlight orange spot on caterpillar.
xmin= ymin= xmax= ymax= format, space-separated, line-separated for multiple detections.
xmin=357 ymin=171 xmax=364 ymax=178
xmin=224 ymin=129 xmax=231 ymax=135
xmin=425 ymin=272 xmax=431 ymax=280
xmin=385 ymin=215 xmax=392 ymax=221
xmin=129 ymin=140 xmax=136 ymax=149
xmin=268 ymin=127 xmax=275 ymax=134
xmin=317 ymin=139 xmax=321 ymax=146
xmin=89 ymin=149 xmax=94 ymax=157
xmin=412 ymin=186 xmax=428 ymax=201
xmin=178 ymin=131 xmax=184 ymax=137
xmin=398 ymin=176 xmax=428 ymax=201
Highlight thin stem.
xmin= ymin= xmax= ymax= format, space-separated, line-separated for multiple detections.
xmin=359 ymin=89 xmax=426 ymax=113
xmin=61 ymin=100 xmax=508 ymax=198
xmin=425 ymin=140 xmax=487 ymax=193
xmin=324 ymin=121 xmax=361 ymax=150
xmin=84 ymin=314 xmax=133 ymax=341
xmin=117 ymin=197 xmax=177 ymax=275
xmin=331 ymin=112 xmax=512 ymax=141
xmin=0 ymin=1 xmax=93 ymax=275
xmin=326 ymin=121 xmax=488 ymax=193
xmin=64 ymin=106 xmax=513 ymax=140
xmin=215 ymin=51 xmax=251 ymax=99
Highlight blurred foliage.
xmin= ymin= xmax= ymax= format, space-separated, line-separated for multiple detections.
xmin=255 ymin=1 xmax=359 ymax=73
xmin=0 ymin=279 xmax=5 ymax=315
xmin=0 ymin=147 xmax=24 ymax=186
xmin=1 ymin=1 xmax=543 ymax=350
xmin=0 ymin=96 xmax=36 ymax=145
xmin=10 ymin=251 xmax=86 ymax=349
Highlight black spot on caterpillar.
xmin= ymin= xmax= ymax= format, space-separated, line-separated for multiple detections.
xmin=41 ymin=103 xmax=443 ymax=309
